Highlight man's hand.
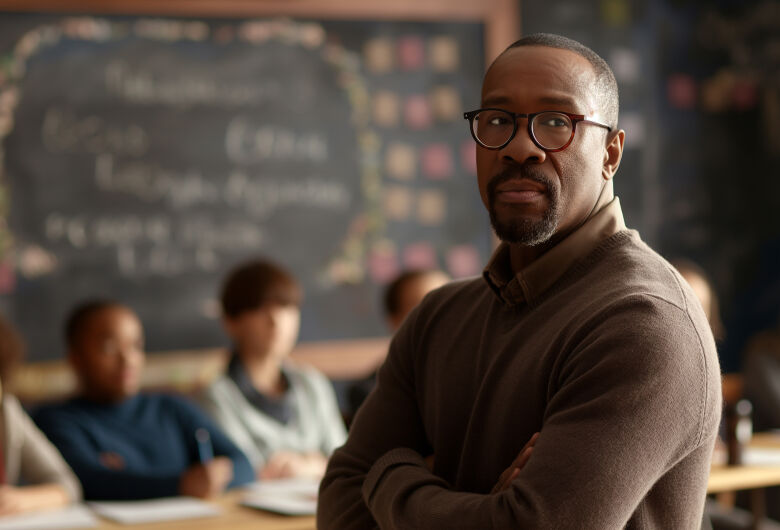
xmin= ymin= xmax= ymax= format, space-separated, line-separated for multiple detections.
xmin=260 ymin=451 xmax=328 ymax=480
xmin=179 ymin=457 xmax=234 ymax=498
xmin=491 ymin=432 xmax=539 ymax=494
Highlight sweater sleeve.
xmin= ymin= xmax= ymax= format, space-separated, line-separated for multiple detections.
xmin=317 ymin=309 xmax=433 ymax=529
xmin=33 ymin=407 xmax=182 ymax=500
xmin=10 ymin=397 xmax=82 ymax=501
xmin=168 ymin=395 xmax=255 ymax=488
xmin=302 ymin=368 xmax=347 ymax=456
xmin=198 ymin=381 xmax=266 ymax=470
xmin=319 ymin=295 xmax=721 ymax=529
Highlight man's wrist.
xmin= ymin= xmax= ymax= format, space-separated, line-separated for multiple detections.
xmin=362 ymin=447 xmax=426 ymax=504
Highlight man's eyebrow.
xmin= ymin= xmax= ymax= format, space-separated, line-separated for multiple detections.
xmin=480 ymin=95 xmax=580 ymax=108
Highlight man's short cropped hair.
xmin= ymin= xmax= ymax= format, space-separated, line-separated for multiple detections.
xmin=503 ymin=33 xmax=620 ymax=130
xmin=65 ymin=299 xmax=122 ymax=350
xmin=220 ymin=259 xmax=302 ymax=320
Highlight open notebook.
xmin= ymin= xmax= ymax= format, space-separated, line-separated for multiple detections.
xmin=0 ymin=505 xmax=98 ymax=530
xmin=88 ymin=497 xmax=221 ymax=524
xmin=242 ymin=478 xmax=320 ymax=515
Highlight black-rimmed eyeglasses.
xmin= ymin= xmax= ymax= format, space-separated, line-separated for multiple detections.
xmin=463 ymin=108 xmax=612 ymax=152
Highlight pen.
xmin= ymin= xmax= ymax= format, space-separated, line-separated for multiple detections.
xmin=195 ymin=428 xmax=214 ymax=463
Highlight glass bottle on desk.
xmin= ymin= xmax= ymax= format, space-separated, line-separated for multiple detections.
xmin=725 ymin=398 xmax=753 ymax=466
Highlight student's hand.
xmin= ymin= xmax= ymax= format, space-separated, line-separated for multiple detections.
xmin=0 ymin=485 xmax=26 ymax=515
xmin=260 ymin=451 xmax=328 ymax=480
xmin=490 ymin=432 xmax=539 ymax=494
xmin=179 ymin=457 xmax=234 ymax=498
xmin=0 ymin=484 xmax=70 ymax=515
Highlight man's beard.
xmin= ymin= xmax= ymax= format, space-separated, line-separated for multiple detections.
xmin=487 ymin=166 xmax=560 ymax=246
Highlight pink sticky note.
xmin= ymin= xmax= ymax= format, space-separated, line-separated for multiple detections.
xmin=667 ymin=74 xmax=697 ymax=110
xmin=403 ymin=242 xmax=438 ymax=270
xmin=446 ymin=245 xmax=482 ymax=278
xmin=460 ymin=140 xmax=477 ymax=175
xmin=404 ymin=95 xmax=433 ymax=130
xmin=398 ymin=35 xmax=425 ymax=71
xmin=422 ymin=143 xmax=453 ymax=180
xmin=0 ymin=261 xmax=16 ymax=294
xmin=732 ymin=79 xmax=757 ymax=110
xmin=368 ymin=246 xmax=400 ymax=284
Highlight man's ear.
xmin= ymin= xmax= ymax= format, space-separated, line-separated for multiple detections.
xmin=602 ymin=129 xmax=625 ymax=181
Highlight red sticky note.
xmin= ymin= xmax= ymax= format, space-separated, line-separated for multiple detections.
xmin=422 ymin=143 xmax=453 ymax=180
xmin=404 ymin=95 xmax=433 ymax=130
xmin=398 ymin=35 xmax=425 ymax=71
xmin=460 ymin=140 xmax=477 ymax=175
xmin=447 ymin=245 xmax=482 ymax=278
xmin=403 ymin=242 xmax=437 ymax=270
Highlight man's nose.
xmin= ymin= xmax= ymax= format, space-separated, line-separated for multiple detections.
xmin=498 ymin=120 xmax=546 ymax=165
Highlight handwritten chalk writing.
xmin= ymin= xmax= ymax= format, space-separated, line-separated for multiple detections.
xmin=46 ymin=213 xmax=265 ymax=251
xmin=95 ymin=154 xmax=350 ymax=216
xmin=223 ymin=170 xmax=351 ymax=218
xmin=95 ymin=154 xmax=220 ymax=208
xmin=105 ymin=60 xmax=283 ymax=107
xmin=42 ymin=107 xmax=149 ymax=156
xmin=225 ymin=117 xmax=328 ymax=164
xmin=45 ymin=213 xmax=171 ymax=247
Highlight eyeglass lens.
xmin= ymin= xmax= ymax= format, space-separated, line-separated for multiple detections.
xmin=472 ymin=110 xmax=573 ymax=150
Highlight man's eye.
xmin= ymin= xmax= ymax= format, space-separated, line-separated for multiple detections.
xmin=488 ymin=116 xmax=510 ymax=126
xmin=540 ymin=118 xmax=568 ymax=127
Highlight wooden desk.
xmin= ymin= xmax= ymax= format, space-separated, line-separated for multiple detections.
xmin=93 ymin=491 xmax=316 ymax=530
xmin=707 ymin=433 xmax=780 ymax=530
xmin=708 ymin=432 xmax=780 ymax=494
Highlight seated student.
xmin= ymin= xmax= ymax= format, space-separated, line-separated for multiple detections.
xmin=0 ymin=315 xmax=81 ymax=515
xmin=199 ymin=259 xmax=346 ymax=480
xmin=33 ymin=300 xmax=253 ymax=500
xmin=346 ymin=268 xmax=450 ymax=418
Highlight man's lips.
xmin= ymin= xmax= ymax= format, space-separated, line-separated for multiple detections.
xmin=494 ymin=179 xmax=548 ymax=203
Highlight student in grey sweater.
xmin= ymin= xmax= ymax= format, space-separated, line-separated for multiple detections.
xmin=200 ymin=259 xmax=346 ymax=480
xmin=318 ymin=33 xmax=721 ymax=529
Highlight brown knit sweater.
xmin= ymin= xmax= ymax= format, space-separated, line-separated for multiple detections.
xmin=318 ymin=200 xmax=721 ymax=529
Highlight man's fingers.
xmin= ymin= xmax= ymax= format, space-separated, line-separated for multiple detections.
xmin=510 ymin=432 xmax=539 ymax=468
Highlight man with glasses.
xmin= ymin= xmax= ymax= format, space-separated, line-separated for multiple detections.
xmin=319 ymin=33 xmax=721 ymax=529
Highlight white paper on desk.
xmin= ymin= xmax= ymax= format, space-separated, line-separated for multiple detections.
xmin=743 ymin=447 xmax=780 ymax=466
xmin=0 ymin=504 xmax=98 ymax=529
xmin=88 ymin=497 xmax=220 ymax=524
xmin=242 ymin=478 xmax=319 ymax=515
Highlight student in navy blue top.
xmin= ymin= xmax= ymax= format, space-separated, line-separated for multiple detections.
xmin=34 ymin=300 xmax=254 ymax=501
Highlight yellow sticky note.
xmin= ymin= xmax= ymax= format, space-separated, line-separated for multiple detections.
xmin=364 ymin=37 xmax=395 ymax=73
xmin=417 ymin=189 xmax=446 ymax=226
xmin=385 ymin=142 xmax=417 ymax=181
xmin=384 ymin=185 xmax=413 ymax=221
xmin=373 ymin=90 xmax=400 ymax=127
xmin=430 ymin=36 xmax=459 ymax=72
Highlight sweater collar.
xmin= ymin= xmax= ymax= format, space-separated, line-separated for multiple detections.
xmin=483 ymin=197 xmax=626 ymax=307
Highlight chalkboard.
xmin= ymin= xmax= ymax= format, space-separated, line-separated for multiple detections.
xmin=0 ymin=13 xmax=490 ymax=359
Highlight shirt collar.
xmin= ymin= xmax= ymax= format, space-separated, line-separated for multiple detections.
xmin=483 ymin=196 xmax=626 ymax=307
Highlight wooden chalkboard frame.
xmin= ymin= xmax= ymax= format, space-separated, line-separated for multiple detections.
xmin=0 ymin=0 xmax=520 ymax=64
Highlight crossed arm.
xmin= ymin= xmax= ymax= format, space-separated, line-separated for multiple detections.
xmin=317 ymin=298 xmax=718 ymax=529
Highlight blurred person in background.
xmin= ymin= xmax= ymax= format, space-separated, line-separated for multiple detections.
xmin=200 ymin=259 xmax=346 ymax=480
xmin=0 ymin=314 xmax=81 ymax=515
xmin=345 ymin=268 xmax=450 ymax=421
xmin=34 ymin=300 xmax=253 ymax=500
